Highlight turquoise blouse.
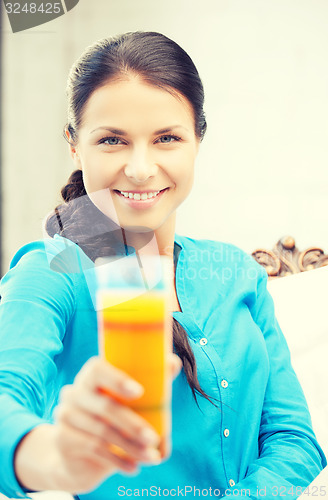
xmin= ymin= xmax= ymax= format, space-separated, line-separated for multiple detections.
xmin=0 ymin=233 xmax=326 ymax=500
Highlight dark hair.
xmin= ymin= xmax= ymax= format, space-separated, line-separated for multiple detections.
xmin=65 ymin=31 xmax=207 ymax=143
xmin=46 ymin=31 xmax=217 ymax=407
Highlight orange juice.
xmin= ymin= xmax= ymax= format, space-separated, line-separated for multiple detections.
xmin=95 ymin=255 xmax=172 ymax=458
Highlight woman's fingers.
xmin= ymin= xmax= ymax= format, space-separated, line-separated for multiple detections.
xmin=55 ymin=404 xmax=161 ymax=463
xmin=54 ymin=421 xmax=139 ymax=474
xmin=77 ymin=354 xmax=181 ymax=394
xmin=54 ymin=353 xmax=181 ymax=479
xmin=71 ymin=354 xmax=182 ymax=444
xmin=75 ymin=357 xmax=145 ymax=400
xmin=49 ymin=353 xmax=181 ymax=493
xmin=169 ymin=353 xmax=182 ymax=379
xmin=58 ymin=384 xmax=160 ymax=448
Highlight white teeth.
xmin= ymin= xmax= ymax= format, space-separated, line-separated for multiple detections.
xmin=119 ymin=190 xmax=161 ymax=200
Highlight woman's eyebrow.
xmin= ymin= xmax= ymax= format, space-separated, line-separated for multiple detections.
xmin=153 ymin=125 xmax=188 ymax=134
xmin=90 ymin=125 xmax=188 ymax=135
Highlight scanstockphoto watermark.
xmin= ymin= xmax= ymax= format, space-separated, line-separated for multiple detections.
xmin=3 ymin=0 xmax=80 ymax=33
xmin=117 ymin=485 xmax=327 ymax=497
xmin=183 ymin=262 xmax=262 ymax=285
xmin=117 ymin=486 xmax=246 ymax=497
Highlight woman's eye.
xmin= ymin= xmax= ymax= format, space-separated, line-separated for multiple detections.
xmin=98 ymin=135 xmax=181 ymax=146
xmin=99 ymin=136 xmax=123 ymax=146
xmin=158 ymin=135 xmax=181 ymax=144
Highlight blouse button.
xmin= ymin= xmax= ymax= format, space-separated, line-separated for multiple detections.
xmin=199 ymin=338 xmax=207 ymax=346
xmin=224 ymin=428 xmax=230 ymax=438
xmin=229 ymin=479 xmax=235 ymax=487
xmin=221 ymin=379 xmax=228 ymax=388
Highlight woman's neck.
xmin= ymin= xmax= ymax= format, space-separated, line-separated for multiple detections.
xmin=121 ymin=216 xmax=180 ymax=312
xmin=122 ymin=213 xmax=176 ymax=261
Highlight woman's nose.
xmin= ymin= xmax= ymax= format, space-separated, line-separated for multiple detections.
xmin=124 ymin=148 xmax=158 ymax=183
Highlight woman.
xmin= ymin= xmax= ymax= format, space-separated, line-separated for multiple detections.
xmin=0 ymin=31 xmax=326 ymax=500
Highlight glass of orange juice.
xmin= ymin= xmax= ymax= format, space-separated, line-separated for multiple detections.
xmin=95 ymin=254 xmax=173 ymax=461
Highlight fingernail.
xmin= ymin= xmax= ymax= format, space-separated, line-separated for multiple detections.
xmin=122 ymin=379 xmax=144 ymax=397
xmin=140 ymin=427 xmax=160 ymax=446
xmin=126 ymin=466 xmax=140 ymax=476
xmin=143 ymin=448 xmax=162 ymax=464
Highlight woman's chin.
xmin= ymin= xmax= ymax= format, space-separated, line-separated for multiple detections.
xmin=121 ymin=225 xmax=156 ymax=234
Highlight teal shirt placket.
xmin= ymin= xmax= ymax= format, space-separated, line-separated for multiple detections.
xmin=173 ymin=235 xmax=234 ymax=488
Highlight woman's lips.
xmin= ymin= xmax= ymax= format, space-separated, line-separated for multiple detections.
xmin=114 ymin=188 xmax=169 ymax=210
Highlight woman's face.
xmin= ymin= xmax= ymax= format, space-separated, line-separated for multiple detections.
xmin=70 ymin=76 xmax=200 ymax=233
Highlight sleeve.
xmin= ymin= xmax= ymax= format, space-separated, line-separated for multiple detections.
xmin=0 ymin=241 xmax=77 ymax=499
xmin=223 ymin=266 xmax=327 ymax=500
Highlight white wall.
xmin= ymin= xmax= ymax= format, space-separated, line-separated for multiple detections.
xmin=2 ymin=0 xmax=328 ymax=272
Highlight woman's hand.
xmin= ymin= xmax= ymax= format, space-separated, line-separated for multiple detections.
xmin=50 ymin=354 xmax=182 ymax=493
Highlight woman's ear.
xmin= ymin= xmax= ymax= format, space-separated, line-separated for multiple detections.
xmin=68 ymin=143 xmax=82 ymax=170
xmin=65 ymin=128 xmax=82 ymax=170
xmin=195 ymin=137 xmax=201 ymax=155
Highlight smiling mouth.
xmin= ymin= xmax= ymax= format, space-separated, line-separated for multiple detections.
xmin=114 ymin=188 xmax=168 ymax=201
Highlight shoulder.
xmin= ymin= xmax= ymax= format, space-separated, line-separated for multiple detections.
xmin=175 ymin=234 xmax=267 ymax=304
xmin=0 ymin=236 xmax=82 ymax=308
xmin=176 ymin=234 xmax=266 ymax=275
xmin=8 ymin=234 xmax=83 ymax=272
xmin=176 ymin=233 xmax=245 ymax=257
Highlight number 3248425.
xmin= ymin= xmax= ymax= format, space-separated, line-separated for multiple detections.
xmin=271 ymin=485 xmax=327 ymax=496
xmin=5 ymin=3 xmax=62 ymax=14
